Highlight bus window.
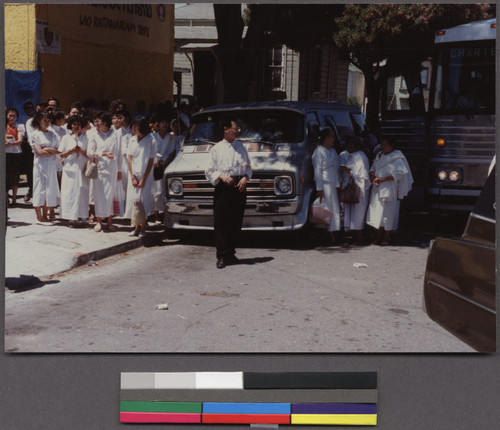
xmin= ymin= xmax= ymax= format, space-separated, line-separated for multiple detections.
xmin=433 ymin=44 xmax=495 ymax=112
xmin=385 ymin=60 xmax=432 ymax=112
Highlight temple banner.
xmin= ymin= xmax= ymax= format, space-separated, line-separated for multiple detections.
xmin=46 ymin=4 xmax=172 ymax=54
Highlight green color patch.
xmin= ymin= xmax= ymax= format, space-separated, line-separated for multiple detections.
xmin=120 ymin=401 xmax=202 ymax=413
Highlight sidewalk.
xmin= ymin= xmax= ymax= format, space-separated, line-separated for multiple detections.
xmin=5 ymin=187 xmax=157 ymax=287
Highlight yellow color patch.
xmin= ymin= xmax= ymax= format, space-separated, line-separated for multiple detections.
xmin=291 ymin=414 xmax=377 ymax=425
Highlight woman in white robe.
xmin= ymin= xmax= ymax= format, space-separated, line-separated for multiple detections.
xmin=366 ymin=137 xmax=413 ymax=245
xmin=58 ymin=115 xmax=89 ymax=226
xmin=340 ymin=135 xmax=371 ymax=244
xmin=87 ymin=112 xmax=122 ymax=232
xmin=30 ymin=111 xmax=61 ymax=225
xmin=124 ymin=116 xmax=155 ymax=237
xmin=151 ymin=118 xmax=181 ymax=222
xmin=312 ymin=128 xmax=341 ymax=242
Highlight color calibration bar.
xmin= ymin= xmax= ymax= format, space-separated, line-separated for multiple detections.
xmin=120 ymin=372 xmax=378 ymax=426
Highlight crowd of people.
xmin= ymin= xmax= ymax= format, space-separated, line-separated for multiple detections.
xmin=5 ymin=98 xmax=185 ymax=235
xmin=312 ymin=130 xmax=413 ymax=246
xmin=6 ymin=97 xmax=413 ymax=246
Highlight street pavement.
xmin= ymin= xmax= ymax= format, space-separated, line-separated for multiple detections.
xmin=4 ymin=190 xmax=151 ymax=287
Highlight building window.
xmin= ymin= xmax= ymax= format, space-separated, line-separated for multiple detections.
xmin=265 ymin=46 xmax=286 ymax=91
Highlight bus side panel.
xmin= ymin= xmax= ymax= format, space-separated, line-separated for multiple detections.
xmin=379 ymin=115 xmax=427 ymax=209
xmin=428 ymin=114 xmax=495 ymax=210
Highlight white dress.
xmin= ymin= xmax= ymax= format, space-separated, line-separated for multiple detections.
xmin=31 ymin=129 xmax=61 ymax=207
xmin=366 ymin=149 xmax=413 ymax=230
xmin=88 ymin=128 xmax=122 ymax=218
xmin=119 ymin=128 xmax=132 ymax=194
xmin=50 ymin=124 xmax=67 ymax=173
xmin=58 ymin=133 xmax=89 ymax=220
xmin=124 ymin=133 xmax=155 ymax=218
xmin=151 ymin=132 xmax=180 ymax=211
xmin=312 ymin=145 xmax=341 ymax=232
xmin=341 ymin=150 xmax=371 ymax=231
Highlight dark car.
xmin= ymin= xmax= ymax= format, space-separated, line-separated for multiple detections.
xmin=423 ymin=161 xmax=496 ymax=352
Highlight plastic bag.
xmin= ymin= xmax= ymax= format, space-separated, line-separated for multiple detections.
xmin=309 ymin=197 xmax=333 ymax=225
xmin=113 ymin=184 xmax=126 ymax=216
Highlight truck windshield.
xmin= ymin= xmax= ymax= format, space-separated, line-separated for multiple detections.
xmin=432 ymin=42 xmax=495 ymax=113
xmin=185 ymin=110 xmax=305 ymax=145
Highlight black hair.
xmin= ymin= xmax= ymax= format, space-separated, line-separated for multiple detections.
xmin=49 ymin=109 xmax=66 ymax=122
xmin=6 ymin=107 xmax=19 ymax=120
xmin=47 ymin=97 xmax=60 ymax=107
xmin=66 ymin=114 xmax=87 ymax=130
xmin=347 ymin=135 xmax=363 ymax=151
xmin=319 ymin=127 xmax=333 ymax=142
xmin=23 ymin=101 xmax=34 ymax=110
xmin=31 ymin=110 xmax=51 ymax=129
xmin=93 ymin=111 xmax=113 ymax=128
xmin=113 ymin=109 xmax=131 ymax=125
xmin=131 ymin=116 xmax=152 ymax=136
xmin=220 ymin=116 xmax=237 ymax=131
xmin=381 ymin=136 xmax=396 ymax=148
xmin=70 ymin=101 xmax=82 ymax=111
xmin=109 ymin=99 xmax=126 ymax=112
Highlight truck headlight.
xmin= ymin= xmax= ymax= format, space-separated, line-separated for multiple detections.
xmin=275 ymin=176 xmax=293 ymax=195
xmin=437 ymin=170 xmax=448 ymax=181
xmin=168 ymin=178 xmax=183 ymax=195
xmin=448 ymin=170 xmax=460 ymax=182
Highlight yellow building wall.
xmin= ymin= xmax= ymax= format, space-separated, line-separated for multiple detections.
xmin=38 ymin=37 xmax=174 ymax=112
xmin=34 ymin=4 xmax=174 ymax=111
xmin=4 ymin=4 xmax=37 ymax=71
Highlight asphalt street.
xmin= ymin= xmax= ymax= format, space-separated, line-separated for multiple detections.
xmin=5 ymin=219 xmax=475 ymax=353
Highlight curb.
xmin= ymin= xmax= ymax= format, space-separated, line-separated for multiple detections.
xmin=72 ymin=237 xmax=144 ymax=270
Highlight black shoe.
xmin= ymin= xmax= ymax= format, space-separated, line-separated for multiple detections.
xmin=216 ymin=257 xmax=226 ymax=269
xmin=226 ymin=255 xmax=240 ymax=265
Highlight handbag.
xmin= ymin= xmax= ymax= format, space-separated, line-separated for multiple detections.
xmin=309 ymin=197 xmax=333 ymax=225
xmin=341 ymin=177 xmax=361 ymax=204
xmin=153 ymin=164 xmax=165 ymax=181
xmin=85 ymin=154 xmax=98 ymax=179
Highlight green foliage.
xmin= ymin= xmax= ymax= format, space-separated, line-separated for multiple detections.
xmin=334 ymin=4 xmax=494 ymax=72
xmin=346 ymin=96 xmax=362 ymax=108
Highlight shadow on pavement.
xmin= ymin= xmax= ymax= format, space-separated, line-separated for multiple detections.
xmin=236 ymin=256 xmax=274 ymax=265
xmin=6 ymin=221 xmax=32 ymax=228
xmin=5 ymin=275 xmax=60 ymax=293
xmin=145 ymin=210 xmax=470 ymax=251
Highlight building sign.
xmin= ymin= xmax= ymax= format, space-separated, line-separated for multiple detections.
xmin=36 ymin=19 xmax=61 ymax=55
xmin=46 ymin=4 xmax=172 ymax=54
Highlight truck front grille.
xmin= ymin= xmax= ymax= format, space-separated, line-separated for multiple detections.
xmin=168 ymin=173 xmax=294 ymax=200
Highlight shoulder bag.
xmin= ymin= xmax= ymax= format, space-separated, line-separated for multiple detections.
xmin=341 ymin=176 xmax=361 ymax=204
xmin=85 ymin=154 xmax=98 ymax=179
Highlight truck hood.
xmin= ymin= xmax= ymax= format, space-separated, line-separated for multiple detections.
xmin=166 ymin=144 xmax=293 ymax=175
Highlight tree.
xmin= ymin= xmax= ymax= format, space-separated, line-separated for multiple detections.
xmin=214 ymin=4 xmax=344 ymax=103
xmin=334 ymin=4 xmax=494 ymax=130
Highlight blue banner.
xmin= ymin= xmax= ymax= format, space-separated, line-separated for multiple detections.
xmin=5 ymin=69 xmax=42 ymax=123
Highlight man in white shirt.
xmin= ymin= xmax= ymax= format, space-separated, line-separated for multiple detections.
xmin=205 ymin=117 xmax=252 ymax=268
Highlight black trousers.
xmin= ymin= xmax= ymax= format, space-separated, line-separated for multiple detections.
xmin=213 ymin=181 xmax=246 ymax=260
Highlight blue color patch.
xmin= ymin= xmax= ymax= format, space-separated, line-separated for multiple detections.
xmin=203 ymin=403 xmax=291 ymax=414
